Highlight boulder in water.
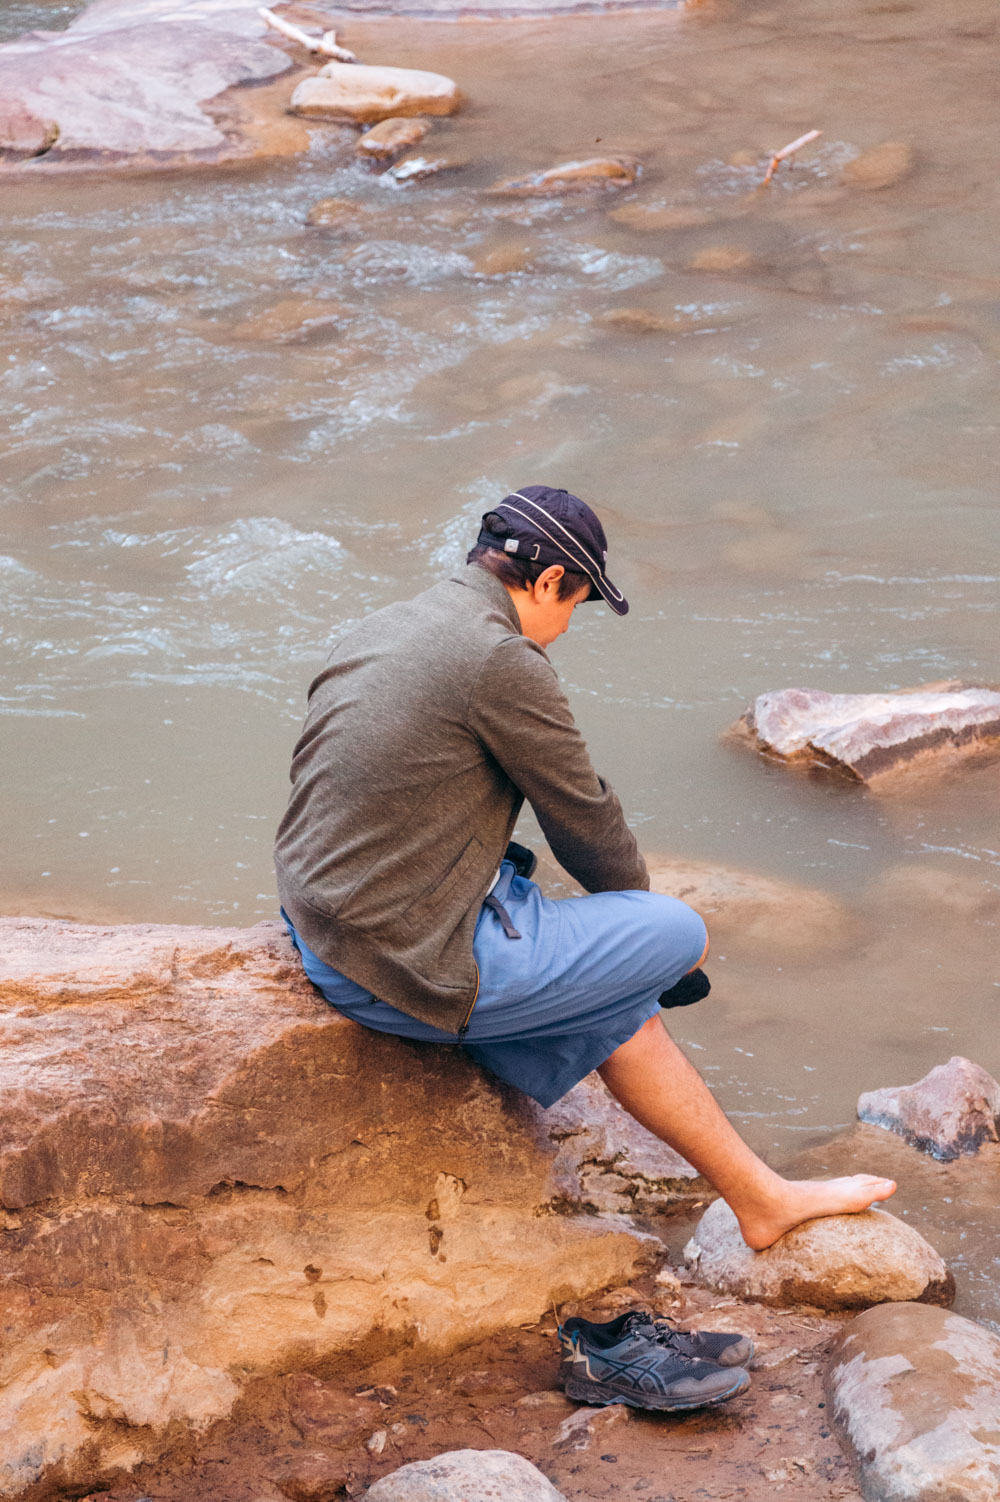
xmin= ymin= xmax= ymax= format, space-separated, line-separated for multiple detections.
xmin=825 ymin=1303 xmax=1000 ymax=1502
xmin=290 ymin=62 xmax=462 ymax=124
xmin=731 ymin=681 xmax=1000 ymax=785
xmin=858 ymin=1056 xmax=1000 ymax=1161
xmin=355 ymin=116 xmax=430 ymax=160
xmin=488 ymin=157 xmax=639 ymax=196
xmin=684 ymin=1198 xmax=955 ymax=1310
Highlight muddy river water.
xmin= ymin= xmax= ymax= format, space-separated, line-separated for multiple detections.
xmin=2 ymin=0 xmax=998 ymax=1316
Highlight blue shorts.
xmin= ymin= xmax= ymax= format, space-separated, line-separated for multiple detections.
xmin=283 ymin=862 xmax=707 ymax=1109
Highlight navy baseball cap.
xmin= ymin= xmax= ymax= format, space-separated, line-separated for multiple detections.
xmin=477 ymin=485 xmax=629 ymax=616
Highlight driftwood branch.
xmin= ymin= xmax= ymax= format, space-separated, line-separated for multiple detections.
xmin=258 ymin=8 xmax=357 ymax=63
xmin=762 ymin=128 xmax=822 ymax=186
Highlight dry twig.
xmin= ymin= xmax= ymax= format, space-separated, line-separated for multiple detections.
xmin=762 ymin=128 xmax=822 ymax=186
xmin=258 ymin=7 xmax=357 ymax=63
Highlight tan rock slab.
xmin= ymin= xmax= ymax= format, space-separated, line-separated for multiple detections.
xmin=687 ymin=245 xmax=757 ymax=273
xmin=842 ymin=142 xmax=916 ymax=190
xmin=355 ymin=117 xmax=429 ymax=160
xmin=305 ymin=196 xmax=370 ymax=230
xmin=488 ymin=157 xmax=639 ymax=196
xmin=731 ymin=681 xmax=1000 ymax=786
xmin=0 ymin=917 xmax=660 ymax=1500
xmin=826 ymin=1303 xmax=1000 ymax=1501
xmin=858 ymin=1056 xmax=1000 ymax=1162
xmin=473 ymin=245 xmax=535 ymax=276
xmin=290 ymin=62 xmax=461 ymax=124
xmin=0 ymin=0 xmax=301 ymax=172
xmin=684 ymin=1199 xmax=955 ymax=1311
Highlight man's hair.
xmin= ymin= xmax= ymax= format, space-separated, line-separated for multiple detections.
xmin=467 ymin=512 xmax=589 ymax=600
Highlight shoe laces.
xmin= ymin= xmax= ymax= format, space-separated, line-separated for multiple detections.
xmin=622 ymin=1310 xmax=697 ymax=1355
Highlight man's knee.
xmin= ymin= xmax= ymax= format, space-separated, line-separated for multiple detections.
xmin=688 ymin=929 xmax=710 ymax=973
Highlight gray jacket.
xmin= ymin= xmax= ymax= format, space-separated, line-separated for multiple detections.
xmin=274 ymin=565 xmax=649 ymax=1032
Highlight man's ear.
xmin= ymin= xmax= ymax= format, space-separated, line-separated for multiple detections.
xmin=536 ymin=564 xmax=566 ymax=594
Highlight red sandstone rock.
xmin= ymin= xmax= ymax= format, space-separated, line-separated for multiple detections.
xmin=731 ymin=682 xmax=1000 ymax=785
xmin=858 ymin=1056 xmax=1000 ymax=1162
xmin=0 ymin=0 xmax=309 ymax=172
xmin=0 ymin=916 xmax=683 ymax=1500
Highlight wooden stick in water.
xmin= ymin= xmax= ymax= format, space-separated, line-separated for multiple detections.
xmin=762 ymin=128 xmax=822 ymax=186
xmin=258 ymin=7 xmax=357 ymax=63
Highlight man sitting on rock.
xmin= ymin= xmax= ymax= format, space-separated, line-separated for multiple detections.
xmin=275 ymin=484 xmax=895 ymax=1309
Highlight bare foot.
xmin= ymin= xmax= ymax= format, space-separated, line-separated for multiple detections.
xmin=736 ymin=1174 xmax=897 ymax=1251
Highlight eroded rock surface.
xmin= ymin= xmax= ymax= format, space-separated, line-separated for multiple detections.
xmin=684 ymin=1199 xmax=954 ymax=1311
xmin=731 ymin=682 xmax=1000 ymax=785
xmin=0 ymin=0 xmax=309 ymax=170
xmin=355 ymin=117 xmax=430 ymax=161
xmin=858 ymin=1056 xmax=1000 ymax=1162
xmin=0 ymin=917 xmax=664 ymax=1500
xmin=826 ymin=1303 xmax=1000 ymax=1501
xmin=290 ymin=62 xmax=461 ymax=123
xmin=365 ymin=1450 xmax=569 ymax=1501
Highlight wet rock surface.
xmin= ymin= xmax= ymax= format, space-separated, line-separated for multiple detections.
xmin=858 ymin=1056 xmax=1000 ymax=1162
xmin=290 ymin=61 xmax=461 ymax=123
xmin=732 ymin=682 xmax=1000 ymax=785
xmin=684 ymin=1199 xmax=955 ymax=1311
xmin=826 ymin=1303 xmax=1000 ymax=1501
xmin=365 ymin=1450 xmax=569 ymax=1501
xmin=355 ymin=117 xmax=430 ymax=161
xmin=488 ymin=156 xmax=639 ymax=196
xmin=0 ymin=916 xmax=665 ymax=1500
xmin=0 ymin=0 xmax=304 ymax=170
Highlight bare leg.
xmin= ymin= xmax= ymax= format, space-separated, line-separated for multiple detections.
xmin=598 ymin=1015 xmax=895 ymax=1251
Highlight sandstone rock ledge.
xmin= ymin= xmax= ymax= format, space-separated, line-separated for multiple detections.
xmin=0 ymin=917 xmax=697 ymax=1501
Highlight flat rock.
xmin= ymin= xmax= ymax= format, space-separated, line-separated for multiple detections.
xmin=687 ymin=245 xmax=757 ymax=273
xmin=731 ymin=682 xmax=1000 ymax=785
xmin=290 ymin=62 xmax=461 ymax=124
xmin=826 ymin=1303 xmax=1000 ymax=1501
xmin=858 ymin=1056 xmax=1000 ymax=1162
xmin=0 ymin=0 xmax=305 ymax=171
xmin=355 ymin=117 xmax=429 ymax=161
xmin=0 ymin=917 xmax=661 ymax=1500
xmin=305 ymin=196 xmax=370 ymax=230
xmin=364 ymin=1450 xmax=568 ymax=1501
xmin=684 ymin=1198 xmax=955 ymax=1311
xmin=842 ymin=141 xmax=916 ymax=190
xmin=488 ymin=157 xmax=638 ymax=196
xmin=645 ymin=855 xmax=850 ymax=953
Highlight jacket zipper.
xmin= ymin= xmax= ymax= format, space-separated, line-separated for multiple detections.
xmin=457 ymin=963 xmax=480 ymax=1042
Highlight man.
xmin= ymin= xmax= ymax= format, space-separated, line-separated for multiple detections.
xmin=275 ymin=484 xmax=895 ymax=1408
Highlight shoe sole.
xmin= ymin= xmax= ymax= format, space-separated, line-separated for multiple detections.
xmin=563 ymin=1368 xmax=750 ymax=1412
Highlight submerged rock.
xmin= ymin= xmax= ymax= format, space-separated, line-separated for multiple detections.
xmin=0 ymin=917 xmax=660 ymax=1500
xmin=488 ymin=157 xmax=639 ymax=196
xmin=0 ymin=0 xmax=305 ymax=170
xmin=290 ymin=62 xmax=461 ymax=124
xmin=826 ymin=1303 xmax=1000 ymax=1502
xmin=355 ymin=117 xmax=430 ymax=161
xmin=645 ymin=855 xmax=850 ymax=953
xmin=842 ymin=141 xmax=916 ymax=190
xmin=687 ymin=245 xmax=757 ymax=273
xmin=731 ymin=682 xmax=1000 ymax=785
xmin=684 ymin=1199 xmax=955 ymax=1311
xmin=305 ymin=196 xmax=370 ymax=230
xmin=365 ymin=1450 xmax=568 ymax=1502
xmin=858 ymin=1056 xmax=1000 ymax=1162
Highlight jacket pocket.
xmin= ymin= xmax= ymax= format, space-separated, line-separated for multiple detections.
xmin=400 ymin=835 xmax=484 ymax=930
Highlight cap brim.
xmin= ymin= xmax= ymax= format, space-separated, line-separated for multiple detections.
xmin=588 ymin=575 xmax=629 ymax=616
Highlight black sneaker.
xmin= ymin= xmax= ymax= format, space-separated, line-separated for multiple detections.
xmin=559 ymin=1312 xmax=750 ymax=1412
xmin=652 ymin=1315 xmax=755 ymax=1369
